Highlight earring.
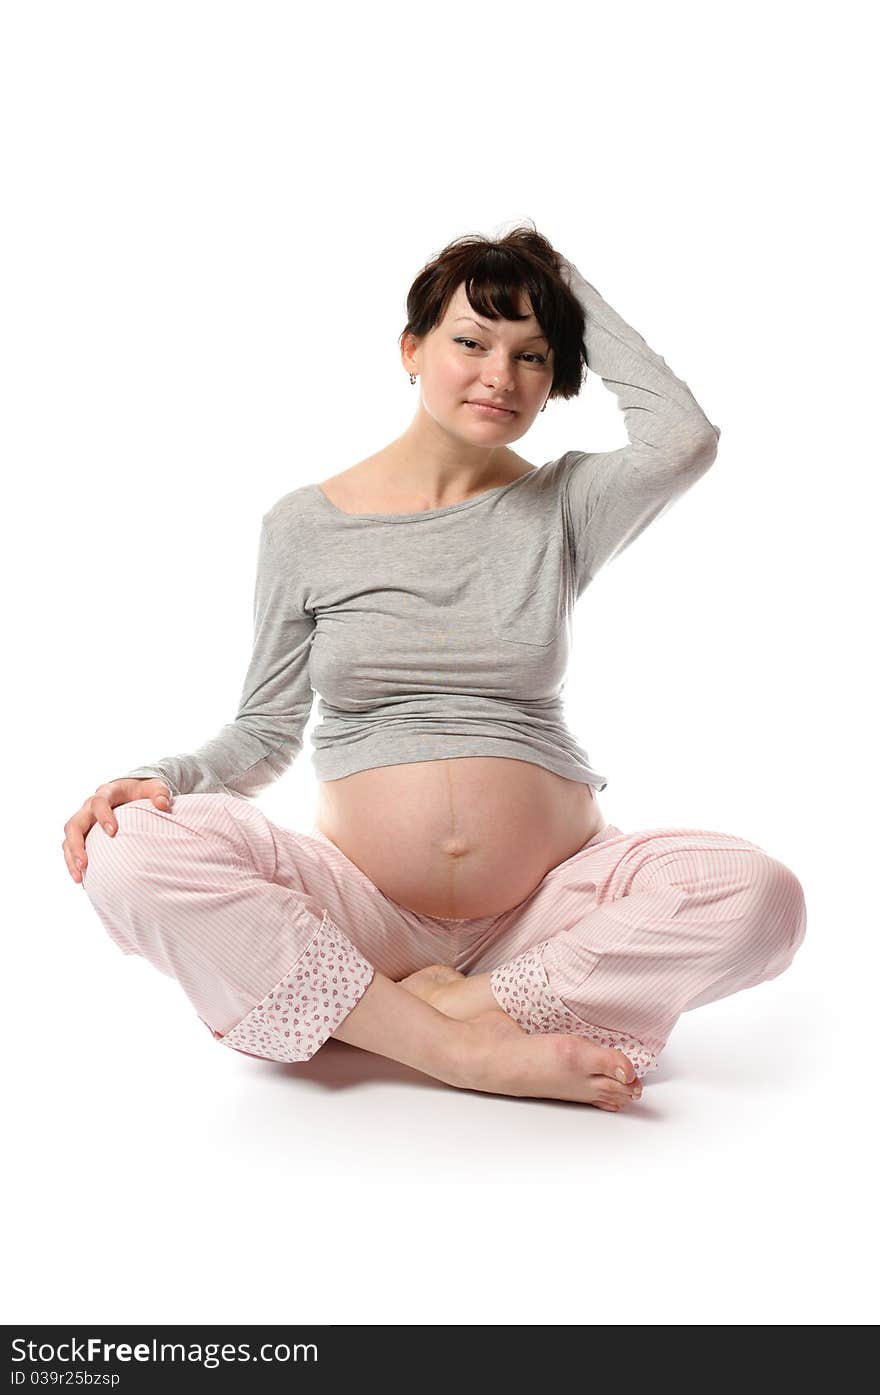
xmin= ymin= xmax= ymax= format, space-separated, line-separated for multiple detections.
xmin=409 ymin=373 xmax=416 ymax=385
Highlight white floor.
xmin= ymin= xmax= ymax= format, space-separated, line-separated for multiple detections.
xmin=7 ymin=864 xmax=875 ymax=1327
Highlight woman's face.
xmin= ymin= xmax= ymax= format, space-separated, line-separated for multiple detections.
xmin=405 ymin=281 xmax=555 ymax=445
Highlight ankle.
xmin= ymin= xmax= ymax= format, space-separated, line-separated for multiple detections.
xmin=445 ymin=1019 xmax=494 ymax=1090
xmin=449 ymin=1013 xmax=527 ymax=1093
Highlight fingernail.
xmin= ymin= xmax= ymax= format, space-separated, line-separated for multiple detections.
xmin=104 ymin=823 xmax=114 ymax=834
xmin=615 ymin=1068 xmax=627 ymax=1083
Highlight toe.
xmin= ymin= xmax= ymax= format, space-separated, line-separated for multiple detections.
xmin=601 ymin=1082 xmax=641 ymax=1109
xmin=608 ymin=1050 xmax=636 ymax=1084
xmin=605 ymin=1078 xmax=635 ymax=1101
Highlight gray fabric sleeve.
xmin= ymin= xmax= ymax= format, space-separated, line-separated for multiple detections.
xmin=116 ymin=515 xmax=316 ymax=799
xmin=559 ymin=257 xmax=721 ymax=594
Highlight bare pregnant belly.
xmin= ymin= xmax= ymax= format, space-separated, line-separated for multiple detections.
xmin=314 ymin=757 xmax=607 ymax=919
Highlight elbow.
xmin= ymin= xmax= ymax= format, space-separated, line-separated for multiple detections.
xmin=683 ymin=421 xmax=721 ymax=474
xmin=661 ymin=414 xmax=721 ymax=477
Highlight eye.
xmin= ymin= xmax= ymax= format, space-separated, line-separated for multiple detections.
xmin=453 ymin=337 xmax=548 ymax=365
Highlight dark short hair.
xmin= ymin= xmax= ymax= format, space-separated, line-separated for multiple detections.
xmin=399 ymin=220 xmax=588 ymax=402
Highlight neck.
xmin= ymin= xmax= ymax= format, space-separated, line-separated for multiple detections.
xmin=384 ymin=420 xmax=519 ymax=504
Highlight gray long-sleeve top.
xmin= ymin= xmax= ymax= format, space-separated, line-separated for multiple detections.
xmin=120 ymin=258 xmax=720 ymax=799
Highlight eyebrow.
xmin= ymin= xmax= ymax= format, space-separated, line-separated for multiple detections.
xmin=453 ymin=316 xmax=549 ymax=344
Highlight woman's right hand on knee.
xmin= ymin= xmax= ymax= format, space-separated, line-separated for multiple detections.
xmin=63 ymin=778 xmax=173 ymax=884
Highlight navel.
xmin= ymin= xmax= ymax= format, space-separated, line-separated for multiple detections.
xmin=438 ymin=835 xmax=471 ymax=858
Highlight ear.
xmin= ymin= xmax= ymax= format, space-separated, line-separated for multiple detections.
xmin=400 ymin=327 xmax=421 ymax=377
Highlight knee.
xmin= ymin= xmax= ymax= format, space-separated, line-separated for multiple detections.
xmin=82 ymin=799 xmax=162 ymax=902
xmin=85 ymin=798 xmax=153 ymax=855
xmin=741 ymin=853 xmax=807 ymax=969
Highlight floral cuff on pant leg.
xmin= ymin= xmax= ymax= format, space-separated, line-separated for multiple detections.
xmin=489 ymin=943 xmax=659 ymax=1079
xmin=218 ymin=911 xmax=375 ymax=1064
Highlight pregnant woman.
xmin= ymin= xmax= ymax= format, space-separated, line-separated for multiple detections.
xmin=63 ymin=224 xmax=806 ymax=1111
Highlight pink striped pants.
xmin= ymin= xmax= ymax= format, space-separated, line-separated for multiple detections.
xmin=81 ymin=793 xmax=807 ymax=1080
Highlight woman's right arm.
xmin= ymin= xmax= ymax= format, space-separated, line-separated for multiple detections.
xmin=63 ymin=511 xmax=316 ymax=882
xmin=113 ymin=513 xmax=316 ymax=799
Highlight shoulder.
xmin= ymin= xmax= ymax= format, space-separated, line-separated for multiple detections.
xmin=312 ymin=457 xmax=374 ymax=512
xmin=261 ymin=483 xmax=321 ymax=545
xmin=530 ymin=449 xmax=578 ymax=494
xmin=261 ymin=450 xmax=391 ymax=539
xmin=313 ymin=449 xmax=400 ymax=512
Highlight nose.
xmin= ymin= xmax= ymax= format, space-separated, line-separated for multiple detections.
xmin=482 ymin=357 xmax=517 ymax=391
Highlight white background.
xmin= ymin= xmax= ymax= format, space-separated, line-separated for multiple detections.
xmin=3 ymin=0 xmax=876 ymax=1326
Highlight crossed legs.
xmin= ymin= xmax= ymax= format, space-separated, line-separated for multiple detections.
xmin=80 ymin=796 xmax=806 ymax=1103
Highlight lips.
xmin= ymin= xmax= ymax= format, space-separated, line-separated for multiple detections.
xmin=467 ymin=401 xmax=516 ymax=416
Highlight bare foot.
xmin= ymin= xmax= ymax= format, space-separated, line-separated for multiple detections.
xmin=399 ymin=964 xmax=504 ymax=1020
xmin=464 ymin=1009 xmax=643 ymax=1110
xmin=401 ymin=967 xmax=643 ymax=1109
xmin=397 ymin=964 xmax=467 ymax=1008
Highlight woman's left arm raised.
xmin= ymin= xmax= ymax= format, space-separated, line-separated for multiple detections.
xmin=559 ymin=255 xmax=721 ymax=592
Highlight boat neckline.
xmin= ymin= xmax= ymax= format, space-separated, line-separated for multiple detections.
xmin=309 ymin=461 xmax=550 ymax=522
